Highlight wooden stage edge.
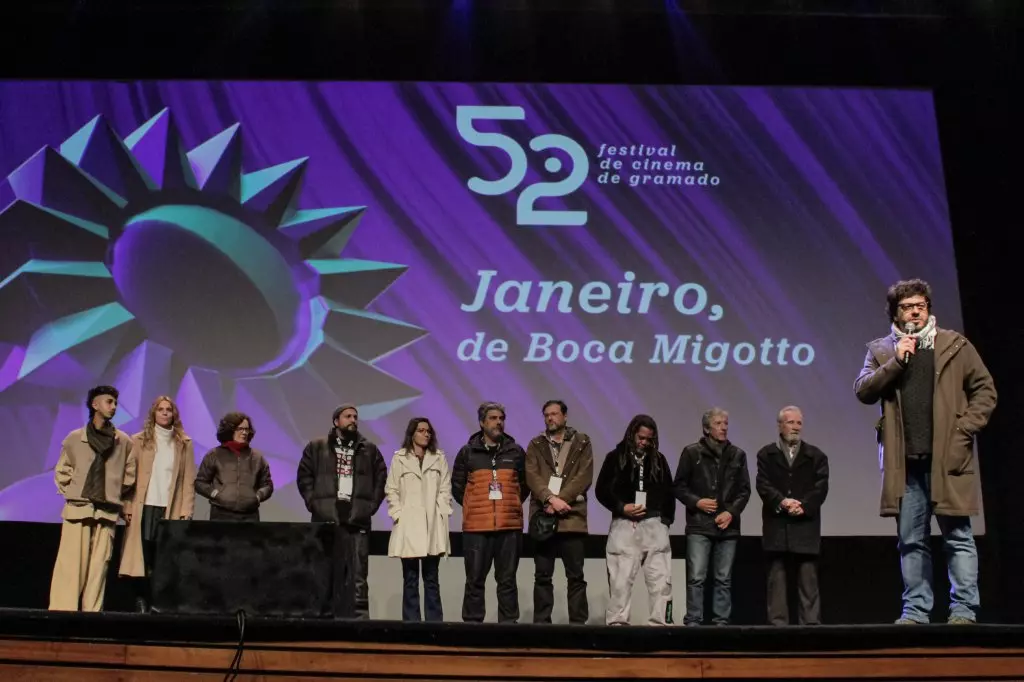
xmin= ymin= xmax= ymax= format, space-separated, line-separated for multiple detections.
xmin=3 ymin=637 xmax=1024 ymax=680
xmin=2 ymin=610 xmax=1024 ymax=680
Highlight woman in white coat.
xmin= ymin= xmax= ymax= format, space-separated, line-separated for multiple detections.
xmin=385 ymin=417 xmax=452 ymax=621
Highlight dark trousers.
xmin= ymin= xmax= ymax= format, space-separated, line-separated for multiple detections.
xmin=209 ymin=506 xmax=260 ymax=522
xmin=533 ymin=532 xmax=588 ymax=624
xmin=462 ymin=531 xmax=521 ymax=623
xmin=766 ymin=551 xmax=820 ymax=625
xmin=401 ymin=556 xmax=443 ymax=622
xmin=333 ymin=524 xmax=370 ymax=619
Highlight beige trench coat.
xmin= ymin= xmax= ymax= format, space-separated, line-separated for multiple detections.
xmin=118 ymin=432 xmax=196 ymax=577
xmin=855 ymin=328 xmax=996 ymax=517
xmin=385 ymin=449 xmax=452 ymax=558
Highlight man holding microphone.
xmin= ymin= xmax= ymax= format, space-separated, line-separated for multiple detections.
xmin=855 ymin=278 xmax=996 ymax=624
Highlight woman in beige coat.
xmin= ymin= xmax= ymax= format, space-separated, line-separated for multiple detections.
xmin=385 ymin=417 xmax=452 ymax=622
xmin=118 ymin=396 xmax=195 ymax=612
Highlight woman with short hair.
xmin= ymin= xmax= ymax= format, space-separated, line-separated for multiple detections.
xmin=194 ymin=412 xmax=273 ymax=522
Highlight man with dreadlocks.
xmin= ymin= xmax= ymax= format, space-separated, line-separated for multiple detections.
xmin=596 ymin=414 xmax=676 ymax=625
xmin=49 ymin=385 xmax=137 ymax=611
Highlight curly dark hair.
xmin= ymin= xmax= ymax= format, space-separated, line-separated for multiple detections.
xmin=886 ymin=278 xmax=932 ymax=322
xmin=618 ymin=414 xmax=665 ymax=481
xmin=401 ymin=417 xmax=439 ymax=453
xmin=216 ymin=412 xmax=255 ymax=444
xmin=86 ymin=385 xmax=119 ymax=417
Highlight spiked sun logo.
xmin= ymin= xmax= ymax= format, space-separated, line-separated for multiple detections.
xmin=0 ymin=109 xmax=427 ymax=520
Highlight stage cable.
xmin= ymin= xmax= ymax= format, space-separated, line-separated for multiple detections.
xmin=224 ymin=609 xmax=247 ymax=682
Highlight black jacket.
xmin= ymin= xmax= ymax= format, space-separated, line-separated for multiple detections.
xmin=673 ymin=438 xmax=751 ymax=537
xmin=195 ymin=446 xmax=274 ymax=513
xmin=296 ymin=430 xmax=387 ymax=530
xmin=595 ymin=444 xmax=675 ymax=526
xmin=755 ymin=441 xmax=830 ymax=555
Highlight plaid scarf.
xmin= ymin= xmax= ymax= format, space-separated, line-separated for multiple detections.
xmin=891 ymin=314 xmax=938 ymax=350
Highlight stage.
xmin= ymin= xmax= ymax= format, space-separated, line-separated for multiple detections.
xmin=0 ymin=3 xmax=1021 ymax=682
xmin=1 ymin=609 xmax=1023 ymax=681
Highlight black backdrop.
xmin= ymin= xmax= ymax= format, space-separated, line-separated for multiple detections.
xmin=0 ymin=0 xmax=1020 ymax=623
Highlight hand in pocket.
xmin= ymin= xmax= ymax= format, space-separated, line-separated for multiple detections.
xmin=949 ymin=427 xmax=975 ymax=475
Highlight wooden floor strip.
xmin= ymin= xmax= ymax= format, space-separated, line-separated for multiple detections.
xmin=3 ymin=637 xmax=1024 ymax=680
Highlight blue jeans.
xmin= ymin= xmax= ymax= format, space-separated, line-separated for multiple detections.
xmin=898 ymin=460 xmax=979 ymax=623
xmin=685 ymin=534 xmax=737 ymax=625
xmin=401 ymin=556 xmax=443 ymax=622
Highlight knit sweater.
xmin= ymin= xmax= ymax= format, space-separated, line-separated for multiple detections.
xmin=145 ymin=425 xmax=176 ymax=507
xmin=901 ymin=347 xmax=935 ymax=458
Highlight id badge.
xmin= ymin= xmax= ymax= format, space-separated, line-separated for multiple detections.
xmin=488 ymin=481 xmax=503 ymax=500
xmin=548 ymin=476 xmax=562 ymax=496
xmin=338 ymin=476 xmax=353 ymax=497
xmin=634 ymin=490 xmax=647 ymax=507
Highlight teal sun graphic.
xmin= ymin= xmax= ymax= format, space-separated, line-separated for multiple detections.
xmin=0 ymin=108 xmax=427 ymax=518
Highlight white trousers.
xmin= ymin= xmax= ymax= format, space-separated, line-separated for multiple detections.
xmin=605 ymin=517 xmax=673 ymax=625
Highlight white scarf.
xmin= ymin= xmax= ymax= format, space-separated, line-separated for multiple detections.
xmin=891 ymin=314 xmax=937 ymax=350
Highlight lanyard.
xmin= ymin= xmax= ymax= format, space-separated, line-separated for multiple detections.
xmin=336 ymin=440 xmax=354 ymax=475
xmin=491 ymin=453 xmax=498 ymax=481
xmin=634 ymin=454 xmax=645 ymax=491
xmin=547 ymin=437 xmax=565 ymax=476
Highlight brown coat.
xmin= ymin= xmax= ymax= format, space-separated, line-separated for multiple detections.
xmin=118 ymin=432 xmax=196 ymax=578
xmin=855 ymin=328 xmax=996 ymax=517
xmin=54 ymin=426 xmax=136 ymax=514
xmin=194 ymin=446 xmax=274 ymax=513
xmin=524 ymin=429 xmax=593 ymax=534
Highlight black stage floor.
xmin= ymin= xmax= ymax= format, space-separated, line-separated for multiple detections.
xmin=2 ymin=607 xmax=1023 ymax=652
xmin=4 ymin=608 xmax=1024 ymax=681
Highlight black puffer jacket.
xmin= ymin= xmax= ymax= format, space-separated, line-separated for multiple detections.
xmin=296 ymin=430 xmax=387 ymax=530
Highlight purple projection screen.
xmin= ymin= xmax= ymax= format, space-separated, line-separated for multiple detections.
xmin=0 ymin=81 xmax=974 ymax=536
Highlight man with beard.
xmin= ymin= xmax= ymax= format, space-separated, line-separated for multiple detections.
xmin=596 ymin=414 xmax=676 ymax=626
xmin=673 ymin=407 xmax=750 ymax=626
xmin=855 ymin=278 xmax=996 ymax=624
xmin=755 ymin=406 xmax=829 ymax=625
xmin=525 ymin=400 xmax=594 ymax=624
xmin=297 ymin=404 xmax=387 ymax=619
xmin=50 ymin=385 xmax=137 ymax=611
xmin=452 ymin=402 xmax=528 ymax=623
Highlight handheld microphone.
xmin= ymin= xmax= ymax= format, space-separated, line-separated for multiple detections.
xmin=903 ymin=322 xmax=917 ymax=364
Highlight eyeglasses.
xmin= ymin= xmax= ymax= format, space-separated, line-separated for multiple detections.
xmin=898 ymin=302 xmax=928 ymax=312
xmin=235 ymin=427 xmax=252 ymax=434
